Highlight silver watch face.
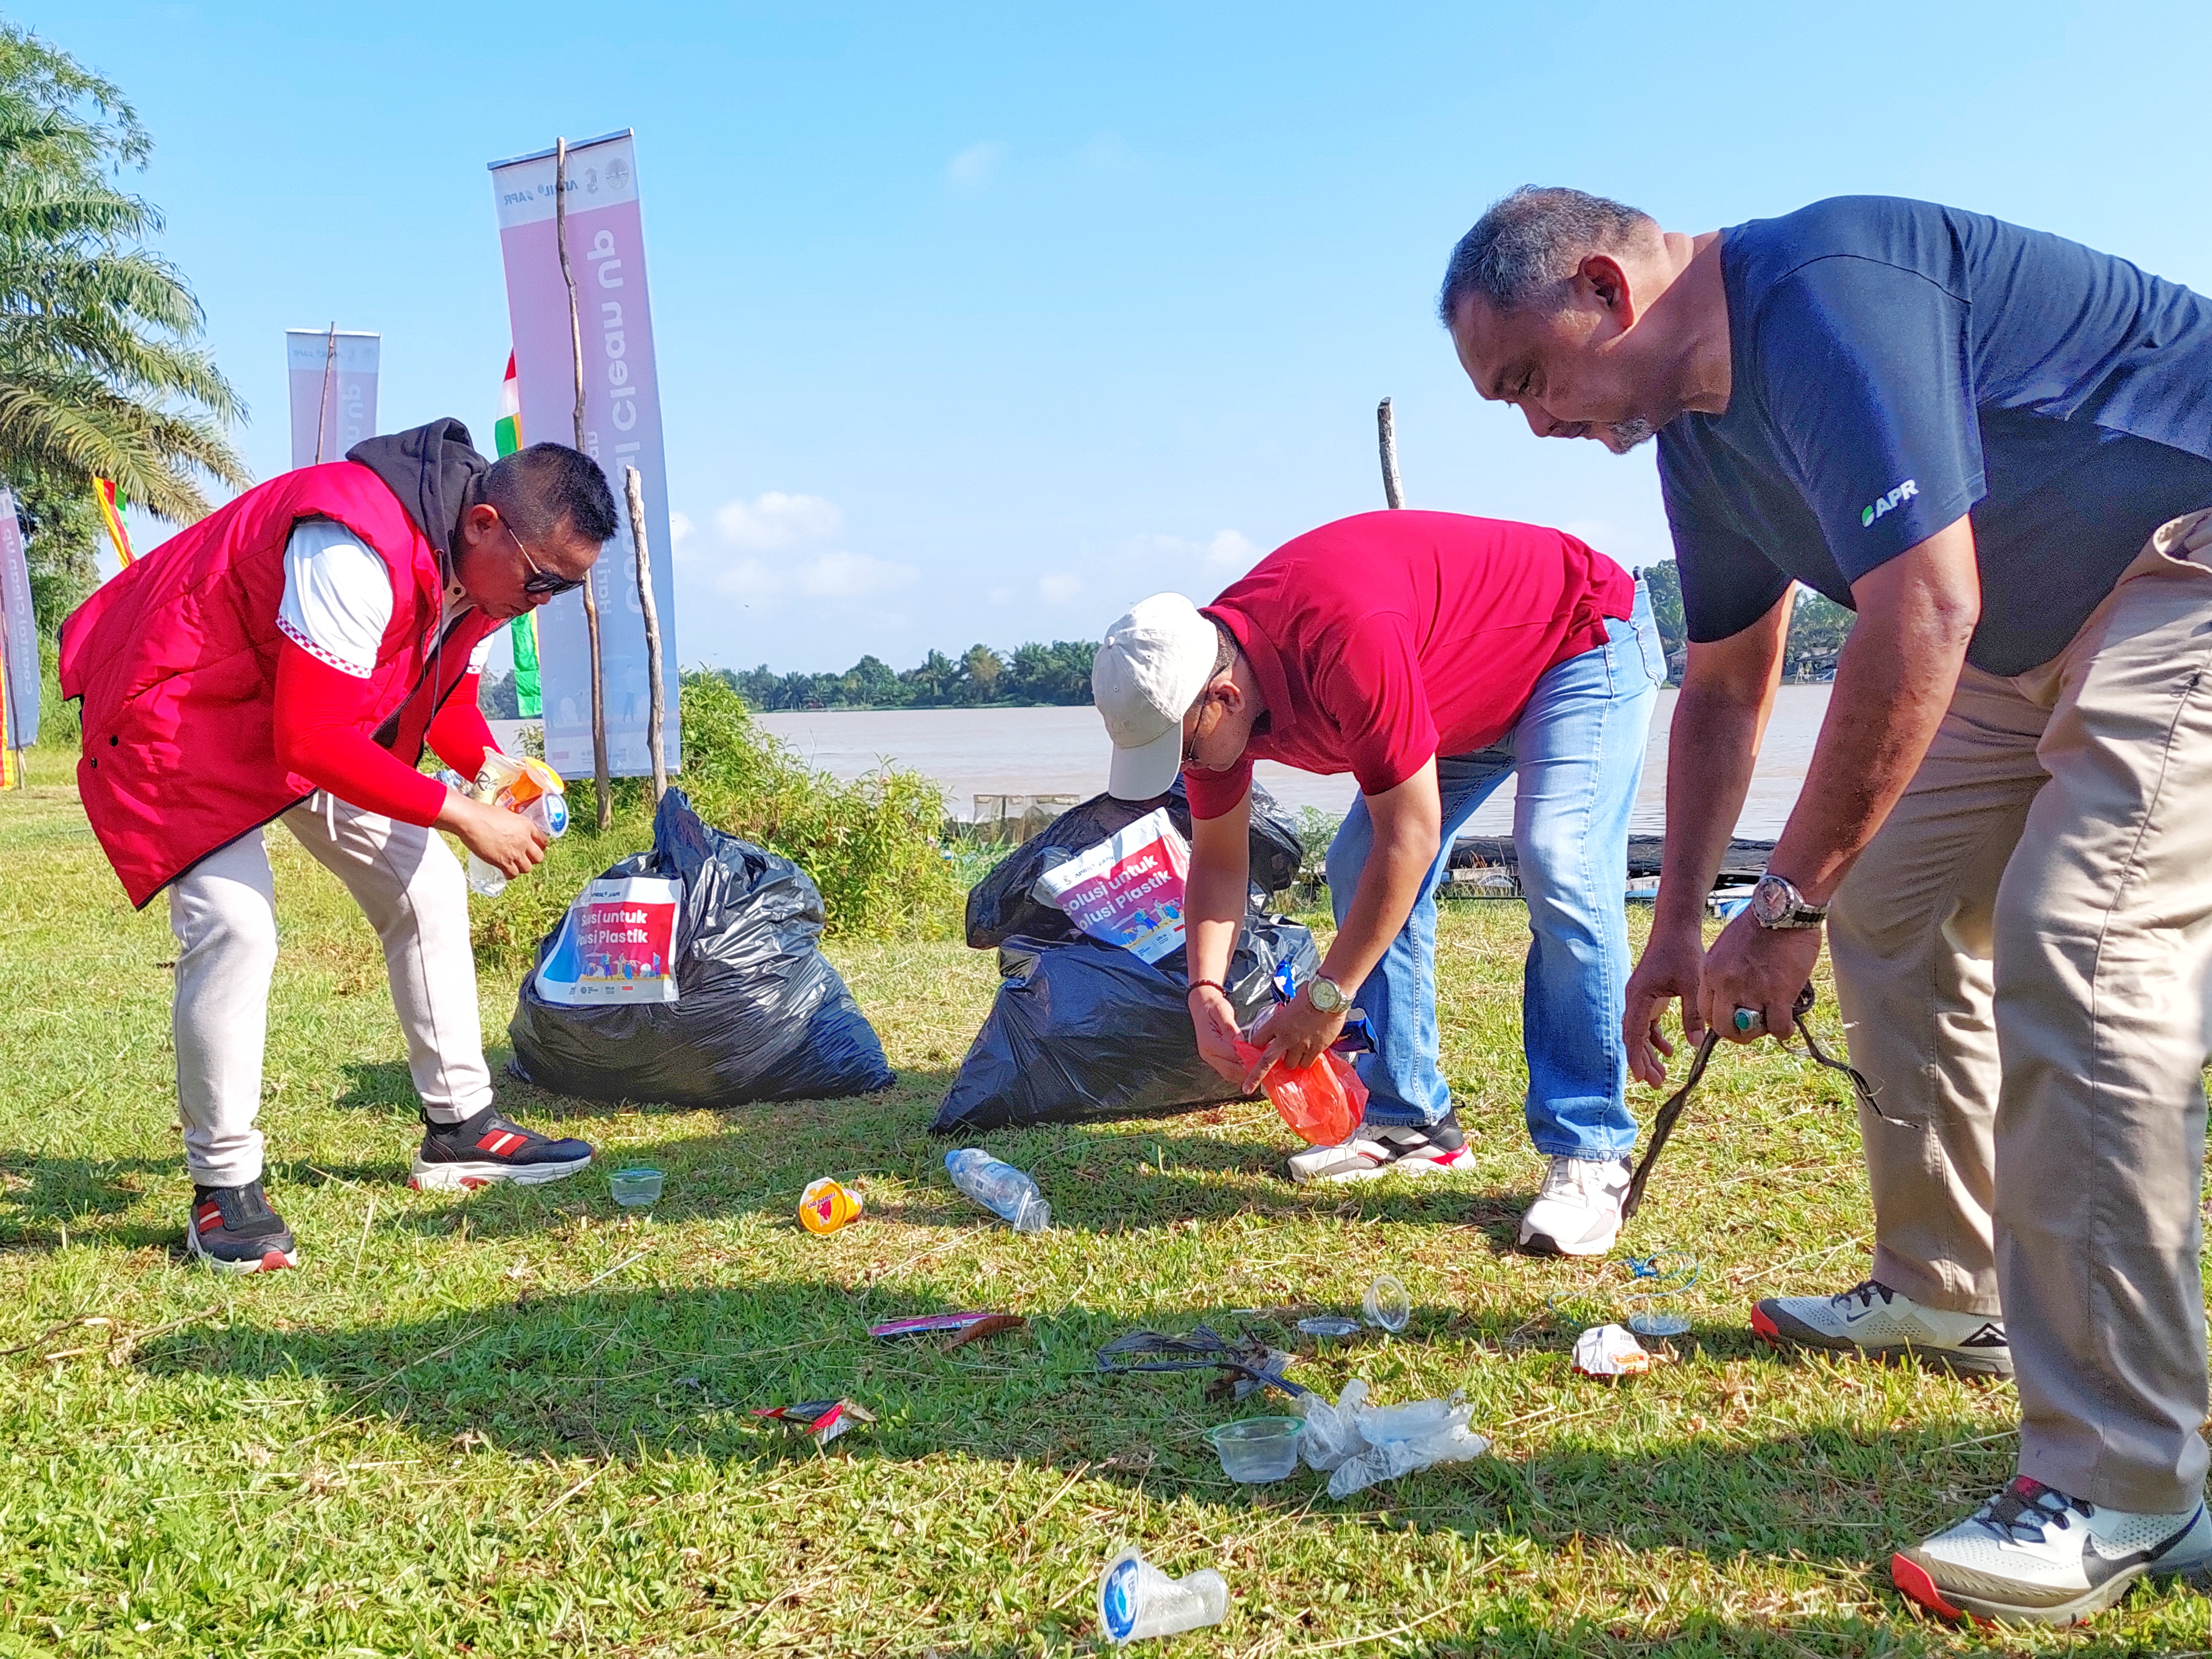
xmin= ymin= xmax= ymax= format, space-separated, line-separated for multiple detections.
xmin=1751 ymin=875 xmax=1795 ymax=927
xmin=1306 ymin=976 xmax=1345 ymax=1013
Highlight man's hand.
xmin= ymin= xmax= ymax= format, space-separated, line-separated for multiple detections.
xmin=1696 ymin=912 xmax=1824 ymax=1045
xmin=1241 ymin=992 xmax=1349 ymax=1091
xmin=437 ymin=793 xmax=548 ymax=877
xmin=1624 ymin=920 xmax=1708 ymax=1087
xmin=1189 ymin=984 xmax=1249 ymax=1088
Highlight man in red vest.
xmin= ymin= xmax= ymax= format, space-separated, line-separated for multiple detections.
xmin=61 ymin=419 xmax=616 ymax=1273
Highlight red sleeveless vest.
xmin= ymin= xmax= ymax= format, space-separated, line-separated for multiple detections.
xmin=59 ymin=462 xmax=499 ymax=907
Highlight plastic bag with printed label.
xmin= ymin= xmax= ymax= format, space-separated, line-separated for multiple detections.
xmin=509 ymin=789 xmax=894 ymax=1106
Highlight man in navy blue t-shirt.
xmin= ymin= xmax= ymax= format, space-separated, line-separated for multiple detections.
xmin=1441 ymin=189 xmax=2212 ymax=1625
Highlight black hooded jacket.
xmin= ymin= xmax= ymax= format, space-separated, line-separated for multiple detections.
xmin=347 ymin=417 xmax=489 ymax=570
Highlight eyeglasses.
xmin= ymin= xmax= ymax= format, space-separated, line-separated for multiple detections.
xmin=505 ymin=524 xmax=586 ymax=598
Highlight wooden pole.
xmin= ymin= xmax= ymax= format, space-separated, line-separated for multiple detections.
xmin=1377 ymin=397 xmax=1404 ymax=509
xmin=313 ymin=321 xmax=338 ymax=465
xmin=624 ymin=465 xmax=668 ymax=800
xmin=555 ymin=136 xmax=612 ymax=831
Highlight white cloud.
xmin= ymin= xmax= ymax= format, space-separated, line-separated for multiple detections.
xmin=712 ymin=491 xmax=843 ymax=552
xmin=945 ymin=141 xmax=1005 ymax=189
xmin=1038 ymin=572 xmax=1084 ymax=603
xmin=711 ymin=550 xmax=919 ymax=601
xmin=1203 ymin=529 xmax=1259 ymax=572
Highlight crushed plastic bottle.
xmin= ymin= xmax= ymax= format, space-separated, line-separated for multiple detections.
xmin=944 ymin=1148 xmax=1051 ymax=1232
xmin=1097 ymin=1546 xmax=1228 ymax=1644
xmin=1295 ymin=1378 xmax=1491 ymax=1499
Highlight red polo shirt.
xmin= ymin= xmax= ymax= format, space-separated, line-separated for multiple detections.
xmin=1183 ymin=510 xmax=1636 ymax=819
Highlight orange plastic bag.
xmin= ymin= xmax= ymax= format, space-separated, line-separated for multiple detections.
xmin=1234 ymin=1041 xmax=1368 ymax=1147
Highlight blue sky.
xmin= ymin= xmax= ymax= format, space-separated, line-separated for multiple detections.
xmin=32 ymin=1 xmax=2212 ymax=675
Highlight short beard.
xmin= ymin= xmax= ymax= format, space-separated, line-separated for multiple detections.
xmin=1606 ymin=417 xmax=1657 ymax=452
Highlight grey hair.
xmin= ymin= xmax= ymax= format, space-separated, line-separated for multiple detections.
xmin=1437 ymin=186 xmax=1658 ymax=323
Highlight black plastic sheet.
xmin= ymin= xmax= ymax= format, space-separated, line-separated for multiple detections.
xmin=509 ymin=789 xmax=895 ymax=1106
xmin=930 ymin=915 xmax=1319 ymax=1133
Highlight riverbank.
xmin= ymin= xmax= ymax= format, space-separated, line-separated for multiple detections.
xmin=759 ymin=684 xmax=1833 ymax=838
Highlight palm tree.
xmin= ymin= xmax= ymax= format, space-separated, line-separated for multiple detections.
xmin=0 ymin=23 xmax=246 ymax=529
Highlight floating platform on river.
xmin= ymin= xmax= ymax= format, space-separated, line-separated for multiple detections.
xmin=1440 ymin=835 xmax=1775 ymax=899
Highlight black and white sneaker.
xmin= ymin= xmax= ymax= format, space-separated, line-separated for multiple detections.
xmin=1893 ymin=1477 xmax=2212 ymax=1624
xmin=1752 ymin=1278 xmax=2013 ymax=1377
xmin=1285 ymin=1111 xmax=1471 ymax=1184
xmin=409 ymin=1106 xmax=594 ymax=1192
xmin=185 ymin=1180 xmax=299 ymax=1274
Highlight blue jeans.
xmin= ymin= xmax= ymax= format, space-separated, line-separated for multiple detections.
xmin=1323 ymin=582 xmax=1662 ymax=1158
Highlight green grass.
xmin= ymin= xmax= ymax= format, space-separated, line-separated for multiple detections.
xmin=2 ymin=749 xmax=2207 ymax=1656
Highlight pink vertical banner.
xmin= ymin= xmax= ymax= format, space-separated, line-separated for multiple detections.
xmin=488 ymin=129 xmax=681 ymax=777
xmin=285 ymin=329 xmax=380 ymax=469
xmin=0 ymin=485 xmax=36 ymax=748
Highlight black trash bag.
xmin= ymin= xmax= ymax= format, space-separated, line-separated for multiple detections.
xmin=964 ymin=777 xmax=1304 ymax=950
xmin=929 ymin=915 xmax=1320 ymax=1133
xmin=509 ymin=788 xmax=895 ymax=1106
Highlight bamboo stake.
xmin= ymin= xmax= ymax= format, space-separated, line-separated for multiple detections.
xmin=1377 ymin=397 xmax=1404 ymax=509
xmin=555 ymin=136 xmax=612 ymax=831
xmin=624 ymin=464 xmax=667 ymax=799
xmin=313 ymin=321 xmax=338 ymax=465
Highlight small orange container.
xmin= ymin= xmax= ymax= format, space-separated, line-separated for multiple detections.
xmin=799 ymin=1177 xmax=864 ymax=1235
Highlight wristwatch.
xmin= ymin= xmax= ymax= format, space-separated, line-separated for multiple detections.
xmin=1305 ymin=975 xmax=1347 ymax=1014
xmin=1750 ymin=873 xmax=1828 ymax=930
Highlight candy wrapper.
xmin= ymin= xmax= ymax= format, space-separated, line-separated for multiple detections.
xmin=752 ymin=1398 xmax=876 ymax=1446
xmin=1573 ymin=1323 xmax=1666 ymax=1378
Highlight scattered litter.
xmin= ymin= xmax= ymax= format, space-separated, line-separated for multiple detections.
xmin=868 ymin=1311 xmax=1003 ymax=1339
xmin=1624 ymin=1252 xmax=1699 ymax=1338
xmin=1296 ymin=1315 xmax=1362 ymax=1338
xmin=1295 ymin=1378 xmax=1491 ymax=1499
xmin=1362 ymin=1273 xmax=1410 ymax=1334
xmin=944 ymin=1148 xmax=1051 ymax=1232
xmin=943 ymin=1313 xmax=1028 ymax=1351
xmin=797 ymin=1177 xmax=863 ymax=1235
xmin=1573 ymin=1323 xmax=1672 ymax=1379
xmin=1204 ymin=1416 xmax=1304 ymax=1483
xmin=752 ymin=1398 xmax=875 ymax=1447
xmin=1098 ymin=1545 xmax=1229 ymax=1644
xmin=1232 ymin=1040 xmax=1366 ymax=1147
xmin=608 ymin=1167 xmax=664 ymax=1207
xmin=1097 ymin=1325 xmax=1309 ymax=1399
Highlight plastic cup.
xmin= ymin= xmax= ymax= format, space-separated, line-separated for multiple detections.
xmin=1097 ymin=1547 xmax=1229 ymax=1643
xmin=1362 ymin=1273 xmax=1410 ymax=1333
xmin=1628 ymin=1310 xmax=1691 ymax=1338
xmin=798 ymin=1177 xmax=864 ymax=1235
xmin=608 ymin=1167 xmax=664 ymax=1207
xmin=1204 ymin=1416 xmax=1304 ymax=1483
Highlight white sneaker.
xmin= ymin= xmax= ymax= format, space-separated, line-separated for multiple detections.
xmin=1752 ymin=1278 xmax=2013 ymax=1377
xmin=1515 ymin=1155 xmax=1630 ymax=1256
xmin=1893 ymin=1477 xmax=2212 ymax=1624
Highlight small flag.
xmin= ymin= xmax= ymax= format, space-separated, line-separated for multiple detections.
xmin=496 ymin=351 xmax=541 ymax=718
xmin=94 ymin=479 xmax=135 ymax=566
xmin=496 ymin=352 xmax=522 ymax=459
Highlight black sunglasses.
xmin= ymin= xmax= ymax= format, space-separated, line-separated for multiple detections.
xmin=505 ymin=524 xmax=587 ymax=598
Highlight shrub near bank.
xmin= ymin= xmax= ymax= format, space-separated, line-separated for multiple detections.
xmin=470 ymin=672 xmax=963 ymax=975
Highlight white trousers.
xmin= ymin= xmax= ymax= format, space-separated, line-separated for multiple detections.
xmin=167 ymin=797 xmax=493 ymax=1187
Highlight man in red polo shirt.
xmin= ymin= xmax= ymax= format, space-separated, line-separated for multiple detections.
xmin=1092 ymin=509 xmax=1662 ymax=1253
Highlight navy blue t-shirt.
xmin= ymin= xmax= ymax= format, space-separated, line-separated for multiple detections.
xmin=1659 ymin=197 xmax=2212 ymax=675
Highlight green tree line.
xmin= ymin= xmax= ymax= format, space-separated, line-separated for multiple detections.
xmin=1638 ymin=559 xmax=1854 ymax=684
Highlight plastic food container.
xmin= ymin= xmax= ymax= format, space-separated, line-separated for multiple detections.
xmin=1363 ymin=1273 xmax=1410 ymax=1333
xmin=608 ymin=1167 xmax=664 ymax=1207
xmin=1204 ymin=1416 xmax=1304 ymax=1483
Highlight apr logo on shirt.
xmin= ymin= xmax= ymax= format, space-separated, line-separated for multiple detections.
xmin=1862 ymin=478 xmax=1919 ymax=528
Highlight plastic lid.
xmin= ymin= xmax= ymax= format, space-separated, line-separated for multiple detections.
xmin=1098 ymin=1548 xmax=1141 ymax=1642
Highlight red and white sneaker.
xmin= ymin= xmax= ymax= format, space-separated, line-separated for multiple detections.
xmin=1285 ymin=1112 xmax=1471 ymax=1184
xmin=185 ymin=1180 xmax=299 ymax=1274
xmin=1516 ymin=1155 xmax=1632 ymax=1256
xmin=409 ymin=1106 xmax=594 ymax=1192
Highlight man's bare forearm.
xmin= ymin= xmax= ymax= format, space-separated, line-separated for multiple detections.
xmin=1655 ymin=683 xmax=1765 ymax=934
xmin=1185 ymin=796 xmax=1251 ymax=987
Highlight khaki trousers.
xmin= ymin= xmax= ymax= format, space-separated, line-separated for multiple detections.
xmin=1826 ymin=507 xmax=2212 ymax=1512
xmin=167 ymin=797 xmax=492 ymax=1188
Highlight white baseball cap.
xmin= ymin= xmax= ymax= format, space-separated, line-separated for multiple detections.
xmin=1093 ymin=593 xmax=1220 ymax=800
